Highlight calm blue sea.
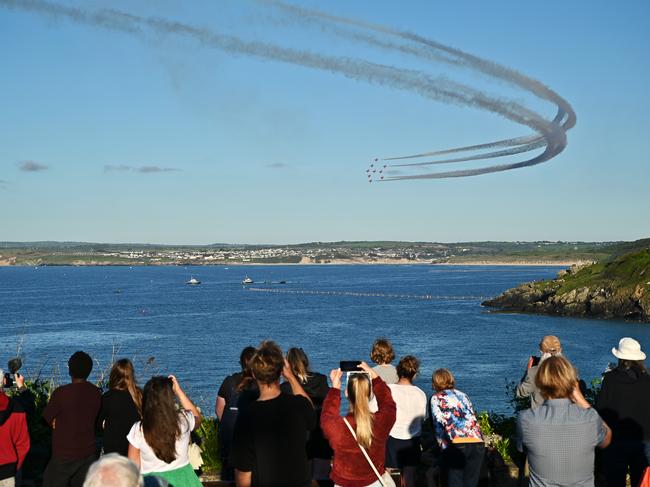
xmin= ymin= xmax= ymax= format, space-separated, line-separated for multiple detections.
xmin=1 ymin=265 xmax=649 ymax=414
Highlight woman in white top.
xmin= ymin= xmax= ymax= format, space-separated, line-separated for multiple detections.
xmin=127 ymin=375 xmax=202 ymax=486
xmin=386 ymin=355 xmax=428 ymax=487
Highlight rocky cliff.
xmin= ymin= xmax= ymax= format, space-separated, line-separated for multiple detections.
xmin=482 ymin=248 xmax=650 ymax=322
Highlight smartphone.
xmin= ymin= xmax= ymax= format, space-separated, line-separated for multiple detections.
xmin=530 ymin=355 xmax=540 ymax=366
xmin=340 ymin=360 xmax=361 ymax=372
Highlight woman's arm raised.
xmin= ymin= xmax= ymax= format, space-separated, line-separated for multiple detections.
xmin=170 ymin=375 xmax=202 ymax=429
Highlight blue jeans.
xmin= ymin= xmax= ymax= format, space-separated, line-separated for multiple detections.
xmin=442 ymin=443 xmax=485 ymax=487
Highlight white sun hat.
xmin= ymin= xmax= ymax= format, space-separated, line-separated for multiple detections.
xmin=612 ymin=337 xmax=646 ymax=361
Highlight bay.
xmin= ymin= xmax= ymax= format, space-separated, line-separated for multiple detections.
xmin=1 ymin=264 xmax=649 ymax=415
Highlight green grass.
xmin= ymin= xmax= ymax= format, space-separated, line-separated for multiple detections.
xmin=555 ymin=248 xmax=650 ymax=295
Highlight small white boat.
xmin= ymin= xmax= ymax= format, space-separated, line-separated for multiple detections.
xmin=186 ymin=277 xmax=201 ymax=285
xmin=242 ymin=276 xmax=254 ymax=285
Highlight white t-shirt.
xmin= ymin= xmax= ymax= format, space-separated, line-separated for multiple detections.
xmin=127 ymin=410 xmax=195 ymax=474
xmin=387 ymin=383 xmax=428 ymax=439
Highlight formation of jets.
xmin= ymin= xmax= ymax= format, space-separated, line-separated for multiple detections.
xmin=366 ymin=158 xmax=387 ymax=182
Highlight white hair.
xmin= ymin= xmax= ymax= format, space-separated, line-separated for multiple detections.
xmin=540 ymin=351 xmax=563 ymax=364
xmin=83 ymin=454 xmax=143 ymax=487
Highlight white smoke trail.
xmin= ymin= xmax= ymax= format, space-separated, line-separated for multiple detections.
xmin=390 ymin=140 xmax=547 ymax=168
xmin=255 ymin=0 xmax=575 ymax=180
xmin=0 ymin=0 xmax=575 ymax=180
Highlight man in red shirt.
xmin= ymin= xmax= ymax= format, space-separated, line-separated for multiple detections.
xmin=0 ymin=369 xmax=30 ymax=486
xmin=42 ymin=351 xmax=101 ymax=487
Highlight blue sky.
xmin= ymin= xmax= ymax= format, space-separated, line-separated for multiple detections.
xmin=1 ymin=0 xmax=649 ymax=244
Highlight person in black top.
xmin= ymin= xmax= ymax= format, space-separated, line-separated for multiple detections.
xmin=42 ymin=351 xmax=101 ymax=487
xmin=596 ymin=337 xmax=650 ymax=487
xmin=215 ymin=346 xmax=257 ymax=483
xmin=280 ymin=347 xmax=332 ymax=487
xmin=98 ymin=359 xmax=142 ymax=456
xmin=231 ymin=341 xmax=316 ymax=487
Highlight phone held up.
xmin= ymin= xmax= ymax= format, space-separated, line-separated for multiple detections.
xmin=340 ymin=360 xmax=361 ymax=372
xmin=4 ymin=357 xmax=23 ymax=388
xmin=530 ymin=355 xmax=540 ymax=367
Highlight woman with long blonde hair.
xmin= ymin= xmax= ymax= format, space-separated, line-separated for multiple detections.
xmin=321 ymin=361 xmax=396 ymax=487
xmin=98 ymin=358 xmax=143 ymax=456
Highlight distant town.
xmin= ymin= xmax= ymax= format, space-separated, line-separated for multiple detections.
xmin=0 ymin=240 xmax=626 ymax=266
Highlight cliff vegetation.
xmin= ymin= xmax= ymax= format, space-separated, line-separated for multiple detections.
xmin=482 ymin=241 xmax=650 ymax=322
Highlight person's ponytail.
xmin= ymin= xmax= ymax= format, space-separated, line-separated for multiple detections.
xmin=287 ymin=348 xmax=309 ymax=383
xmin=348 ymin=374 xmax=373 ymax=449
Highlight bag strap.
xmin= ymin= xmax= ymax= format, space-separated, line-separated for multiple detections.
xmin=342 ymin=417 xmax=386 ymax=487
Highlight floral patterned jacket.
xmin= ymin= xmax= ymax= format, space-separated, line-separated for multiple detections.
xmin=430 ymin=388 xmax=483 ymax=449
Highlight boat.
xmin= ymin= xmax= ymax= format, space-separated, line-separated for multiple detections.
xmin=242 ymin=276 xmax=254 ymax=285
xmin=186 ymin=277 xmax=201 ymax=285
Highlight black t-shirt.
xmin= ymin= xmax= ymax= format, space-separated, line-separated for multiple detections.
xmin=98 ymin=389 xmax=141 ymax=456
xmin=218 ymin=373 xmax=259 ymax=435
xmin=218 ymin=372 xmax=243 ymax=405
xmin=281 ymin=373 xmax=332 ymax=459
xmin=280 ymin=373 xmax=329 ymax=407
xmin=231 ymin=392 xmax=316 ymax=487
xmin=42 ymin=381 xmax=101 ymax=460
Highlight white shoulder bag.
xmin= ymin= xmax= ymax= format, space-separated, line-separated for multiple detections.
xmin=342 ymin=417 xmax=396 ymax=487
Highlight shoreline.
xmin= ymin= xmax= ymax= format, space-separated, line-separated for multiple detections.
xmin=0 ymin=259 xmax=586 ymax=267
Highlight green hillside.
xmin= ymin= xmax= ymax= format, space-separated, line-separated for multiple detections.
xmin=484 ymin=242 xmax=650 ymax=322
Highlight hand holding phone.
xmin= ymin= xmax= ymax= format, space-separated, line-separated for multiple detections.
xmin=330 ymin=369 xmax=343 ymax=389
xmin=339 ymin=360 xmax=361 ymax=372
xmin=528 ymin=355 xmax=540 ymax=369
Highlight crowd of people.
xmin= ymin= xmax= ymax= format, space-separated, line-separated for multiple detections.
xmin=0 ymin=335 xmax=649 ymax=487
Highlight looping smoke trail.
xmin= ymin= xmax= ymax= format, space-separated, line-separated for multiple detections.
xmin=256 ymin=0 xmax=575 ymax=181
xmin=1 ymin=0 xmax=576 ymax=180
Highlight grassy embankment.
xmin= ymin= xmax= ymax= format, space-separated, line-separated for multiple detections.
xmin=531 ymin=244 xmax=650 ymax=298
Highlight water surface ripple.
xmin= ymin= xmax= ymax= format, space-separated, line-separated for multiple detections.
xmin=1 ymin=265 xmax=649 ymax=414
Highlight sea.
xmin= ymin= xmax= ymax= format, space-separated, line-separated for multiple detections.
xmin=1 ymin=264 xmax=649 ymax=415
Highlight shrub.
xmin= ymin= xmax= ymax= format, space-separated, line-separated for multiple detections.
xmin=477 ymin=411 xmax=518 ymax=465
xmin=194 ymin=417 xmax=221 ymax=474
xmin=12 ymin=378 xmax=54 ymax=480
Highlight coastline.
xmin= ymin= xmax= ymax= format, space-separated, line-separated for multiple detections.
xmin=434 ymin=260 xmax=590 ymax=267
xmin=0 ymin=259 xmax=586 ymax=267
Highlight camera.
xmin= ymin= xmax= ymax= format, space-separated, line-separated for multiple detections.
xmin=4 ymin=358 xmax=22 ymax=388
xmin=340 ymin=360 xmax=361 ymax=372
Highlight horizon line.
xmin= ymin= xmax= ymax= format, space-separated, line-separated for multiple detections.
xmin=0 ymin=238 xmax=637 ymax=247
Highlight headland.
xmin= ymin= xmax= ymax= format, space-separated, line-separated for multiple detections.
xmin=482 ymin=239 xmax=650 ymax=322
